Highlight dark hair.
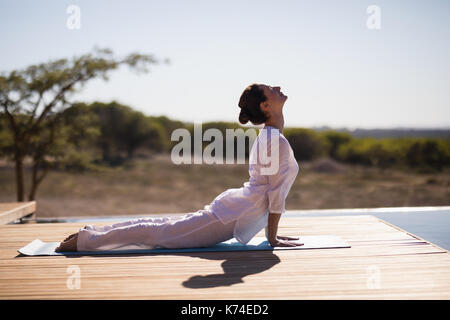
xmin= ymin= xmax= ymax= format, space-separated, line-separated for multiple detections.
xmin=238 ymin=83 xmax=268 ymax=125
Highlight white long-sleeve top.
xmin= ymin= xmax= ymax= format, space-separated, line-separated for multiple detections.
xmin=204 ymin=125 xmax=299 ymax=245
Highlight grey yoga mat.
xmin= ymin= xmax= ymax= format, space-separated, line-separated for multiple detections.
xmin=18 ymin=235 xmax=350 ymax=256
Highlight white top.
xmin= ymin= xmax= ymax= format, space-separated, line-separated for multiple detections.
xmin=203 ymin=125 xmax=300 ymax=244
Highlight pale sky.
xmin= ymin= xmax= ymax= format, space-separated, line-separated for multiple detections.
xmin=1 ymin=0 xmax=449 ymax=129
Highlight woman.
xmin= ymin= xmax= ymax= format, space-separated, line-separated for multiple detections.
xmin=55 ymin=83 xmax=303 ymax=252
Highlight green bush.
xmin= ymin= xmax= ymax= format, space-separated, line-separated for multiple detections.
xmin=335 ymin=137 xmax=450 ymax=171
xmin=405 ymin=138 xmax=450 ymax=171
xmin=54 ymin=148 xmax=99 ymax=172
xmin=319 ymin=131 xmax=352 ymax=160
xmin=284 ymin=128 xmax=329 ymax=161
xmin=0 ymin=115 xmax=13 ymax=158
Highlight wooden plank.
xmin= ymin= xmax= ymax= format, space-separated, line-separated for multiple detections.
xmin=0 ymin=201 xmax=36 ymax=225
xmin=0 ymin=215 xmax=449 ymax=299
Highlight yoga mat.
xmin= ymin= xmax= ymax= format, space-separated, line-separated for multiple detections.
xmin=18 ymin=235 xmax=350 ymax=256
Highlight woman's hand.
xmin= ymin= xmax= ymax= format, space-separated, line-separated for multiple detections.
xmin=269 ymin=235 xmax=303 ymax=247
xmin=277 ymin=235 xmax=300 ymax=241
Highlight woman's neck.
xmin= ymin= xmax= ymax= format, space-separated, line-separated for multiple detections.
xmin=264 ymin=113 xmax=284 ymax=133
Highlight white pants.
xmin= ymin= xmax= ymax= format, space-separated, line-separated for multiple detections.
xmin=76 ymin=210 xmax=236 ymax=251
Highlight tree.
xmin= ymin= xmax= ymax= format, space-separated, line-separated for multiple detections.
xmin=89 ymin=101 xmax=168 ymax=163
xmin=57 ymin=102 xmax=101 ymax=172
xmin=283 ymin=128 xmax=329 ymax=161
xmin=0 ymin=47 xmax=168 ymax=201
xmin=321 ymin=130 xmax=352 ymax=160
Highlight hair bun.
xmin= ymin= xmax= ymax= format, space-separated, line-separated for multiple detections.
xmin=239 ymin=108 xmax=249 ymax=124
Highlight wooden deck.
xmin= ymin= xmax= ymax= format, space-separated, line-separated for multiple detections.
xmin=0 ymin=201 xmax=36 ymax=225
xmin=0 ymin=215 xmax=449 ymax=299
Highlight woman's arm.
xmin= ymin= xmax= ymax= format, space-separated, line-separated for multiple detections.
xmin=266 ymin=212 xmax=281 ymax=244
xmin=266 ymin=212 xmax=303 ymax=247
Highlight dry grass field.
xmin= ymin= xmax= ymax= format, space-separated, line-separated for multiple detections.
xmin=0 ymin=154 xmax=449 ymax=218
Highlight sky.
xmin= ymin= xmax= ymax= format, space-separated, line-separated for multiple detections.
xmin=1 ymin=0 xmax=449 ymax=129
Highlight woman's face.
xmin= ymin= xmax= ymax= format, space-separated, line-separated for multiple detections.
xmin=259 ymin=84 xmax=288 ymax=114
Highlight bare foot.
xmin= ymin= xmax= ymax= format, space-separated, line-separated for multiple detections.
xmin=55 ymin=233 xmax=78 ymax=252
